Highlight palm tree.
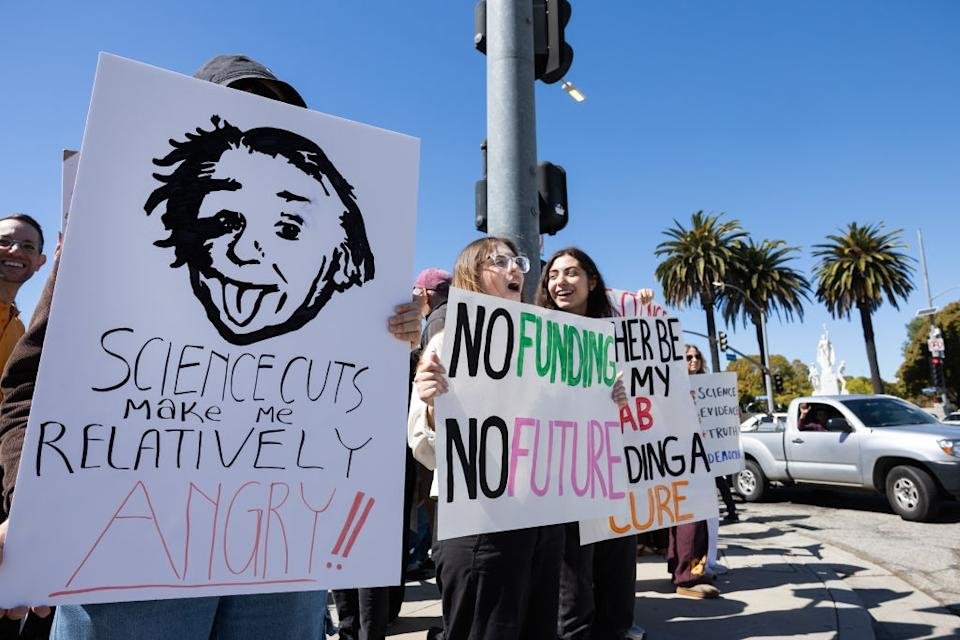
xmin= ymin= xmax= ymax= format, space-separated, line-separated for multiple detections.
xmin=721 ymin=239 xmax=811 ymax=366
xmin=655 ymin=211 xmax=746 ymax=372
xmin=813 ymin=222 xmax=915 ymax=394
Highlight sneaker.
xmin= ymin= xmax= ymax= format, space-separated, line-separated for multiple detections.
xmin=625 ymin=624 xmax=647 ymax=639
xmin=722 ymin=513 xmax=740 ymax=524
xmin=676 ymin=583 xmax=720 ymax=599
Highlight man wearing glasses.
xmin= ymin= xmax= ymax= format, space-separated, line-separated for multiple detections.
xmin=413 ymin=267 xmax=453 ymax=350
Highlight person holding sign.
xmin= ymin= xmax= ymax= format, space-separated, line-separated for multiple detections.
xmin=408 ymin=237 xmax=564 ymax=640
xmin=666 ymin=345 xmax=720 ymax=599
xmin=0 ymin=53 xmax=424 ymax=640
xmin=536 ymin=248 xmax=639 ymax=640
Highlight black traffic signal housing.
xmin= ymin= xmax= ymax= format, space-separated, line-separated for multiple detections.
xmin=475 ymin=0 xmax=573 ymax=84
xmin=718 ymin=331 xmax=729 ymax=352
xmin=773 ymin=373 xmax=784 ymax=393
xmin=932 ymin=356 xmax=945 ymax=388
xmin=476 ymin=161 xmax=569 ymax=235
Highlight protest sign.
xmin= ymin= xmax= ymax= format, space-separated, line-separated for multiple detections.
xmin=434 ymin=289 xmax=627 ymax=540
xmin=691 ymin=372 xmax=744 ymax=476
xmin=578 ymin=289 xmax=718 ymax=544
xmin=0 ymin=53 xmax=419 ymax=607
xmin=61 ymin=149 xmax=79 ymax=231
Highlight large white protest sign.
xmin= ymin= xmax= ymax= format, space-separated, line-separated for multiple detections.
xmin=61 ymin=149 xmax=80 ymax=231
xmin=0 ymin=53 xmax=419 ymax=607
xmin=435 ymin=289 xmax=628 ymax=540
xmin=692 ymin=372 xmax=744 ymax=477
xmin=578 ymin=289 xmax=718 ymax=544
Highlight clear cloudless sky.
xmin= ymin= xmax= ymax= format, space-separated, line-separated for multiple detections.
xmin=1 ymin=1 xmax=957 ymax=382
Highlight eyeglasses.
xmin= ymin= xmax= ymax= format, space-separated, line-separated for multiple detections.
xmin=685 ymin=354 xmax=701 ymax=361
xmin=0 ymin=237 xmax=39 ymax=255
xmin=486 ymin=254 xmax=530 ymax=273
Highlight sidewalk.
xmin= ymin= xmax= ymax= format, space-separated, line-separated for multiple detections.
xmin=344 ymin=517 xmax=959 ymax=640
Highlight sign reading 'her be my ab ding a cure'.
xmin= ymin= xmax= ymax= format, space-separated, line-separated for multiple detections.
xmin=0 ymin=53 xmax=418 ymax=608
xmin=435 ymin=289 xmax=629 ymax=540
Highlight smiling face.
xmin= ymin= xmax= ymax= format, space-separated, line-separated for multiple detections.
xmin=547 ymin=254 xmax=595 ymax=316
xmin=189 ymin=148 xmax=353 ymax=341
xmin=0 ymin=219 xmax=46 ymax=285
xmin=480 ymin=242 xmax=524 ymax=302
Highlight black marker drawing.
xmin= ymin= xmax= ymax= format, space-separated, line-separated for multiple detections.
xmin=145 ymin=116 xmax=375 ymax=345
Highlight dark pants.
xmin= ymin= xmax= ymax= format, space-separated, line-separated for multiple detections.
xmin=332 ymin=588 xmax=390 ymax=640
xmin=667 ymin=521 xmax=709 ymax=588
xmin=715 ymin=476 xmax=737 ymax=517
xmin=557 ymin=523 xmax=637 ymax=640
xmin=435 ymin=525 xmax=563 ymax=640
xmin=0 ymin=615 xmax=53 ymax=640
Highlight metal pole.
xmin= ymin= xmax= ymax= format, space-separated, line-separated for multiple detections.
xmin=760 ymin=312 xmax=775 ymax=414
xmin=486 ymin=0 xmax=541 ymax=302
xmin=918 ymin=230 xmax=949 ymax=407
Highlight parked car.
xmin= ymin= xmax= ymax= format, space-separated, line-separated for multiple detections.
xmin=943 ymin=412 xmax=960 ymax=425
xmin=737 ymin=395 xmax=960 ymax=521
xmin=740 ymin=412 xmax=788 ymax=432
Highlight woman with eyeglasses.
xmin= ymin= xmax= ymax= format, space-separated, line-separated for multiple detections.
xmin=407 ymin=236 xmax=562 ymax=640
xmin=536 ymin=247 xmax=642 ymax=640
xmin=665 ymin=345 xmax=721 ymax=598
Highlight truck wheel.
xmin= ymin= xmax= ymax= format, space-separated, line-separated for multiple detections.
xmin=736 ymin=460 xmax=767 ymax=502
xmin=885 ymin=465 xmax=941 ymax=522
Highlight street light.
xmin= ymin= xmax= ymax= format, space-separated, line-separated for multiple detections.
xmin=561 ymin=80 xmax=586 ymax=102
xmin=713 ymin=281 xmax=776 ymax=415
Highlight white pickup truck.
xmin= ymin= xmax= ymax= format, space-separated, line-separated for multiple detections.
xmin=737 ymin=395 xmax=960 ymax=521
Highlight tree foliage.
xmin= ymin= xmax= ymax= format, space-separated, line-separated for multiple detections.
xmin=655 ymin=211 xmax=746 ymax=372
xmin=813 ymin=222 xmax=915 ymax=393
xmin=896 ymin=300 xmax=960 ymax=405
xmin=725 ymin=354 xmax=812 ymax=409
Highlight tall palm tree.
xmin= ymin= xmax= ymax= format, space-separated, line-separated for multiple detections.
xmin=722 ymin=239 xmax=811 ymax=365
xmin=655 ymin=211 xmax=746 ymax=372
xmin=813 ymin=222 xmax=915 ymax=393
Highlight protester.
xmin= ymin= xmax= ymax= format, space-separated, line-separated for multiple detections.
xmin=536 ymin=248 xmax=644 ymax=640
xmin=0 ymin=53 xmax=423 ymax=640
xmin=408 ymin=237 xmax=566 ymax=640
xmin=666 ymin=345 xmax=721 ymax=599
xmin=414 ymin=268 xmax=452 ymax=351
xmin=0 ymin=214 xmax=48 ymax=640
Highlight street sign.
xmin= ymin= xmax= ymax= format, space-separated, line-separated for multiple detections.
xmin=916 ymin=307 xmax=938 ymax=317
xmin=928 ymin=337 xmax=945 ymax=353
xmin=725 ymin=353 xmax=737 ymax=361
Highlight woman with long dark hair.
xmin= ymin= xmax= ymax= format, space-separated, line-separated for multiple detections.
xmin=536 ymin=247 xmax=640 ymax=640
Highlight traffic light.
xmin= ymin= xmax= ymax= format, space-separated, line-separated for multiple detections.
xmin=718 ymin=331 xmax=728 ymax=352
xmin=537 ymin=162 xmax=568 ymax=235
xmin=537 ymin=0 xmax=573 ymax=84
xmin=476 ymin=160 xmax=569 ymax=235
xmin=773 ymin=373 xmax=784 ymax=393
xmin=476 ymin=0 xmax=574 ymax=84
xmin=932 ymin=356 xmax=945 ymax=388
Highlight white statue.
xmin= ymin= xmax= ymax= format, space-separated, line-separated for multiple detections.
xmin=837 ymin=360 xmax=848 ymax=395
xmin=808 ymin=362 xmax=820 ymax=391
xmin=812 ymin=327 xmax=842 ymax=395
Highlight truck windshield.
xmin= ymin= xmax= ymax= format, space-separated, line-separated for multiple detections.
xmin=840 ymin=398 xmax=940 ymax=428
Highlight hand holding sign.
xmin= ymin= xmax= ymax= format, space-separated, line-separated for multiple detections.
xmin=388 ymin=296 xmax=424 ymax=347
xmin=415 ymin=349 xmax=448 ymax=407
xmin=611 ymin=371 xmax=627 ymax=408
xmin=0 ymin=521 xmax=51 ymax=620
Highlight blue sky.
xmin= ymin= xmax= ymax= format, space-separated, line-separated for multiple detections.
xmin=1 ymin=1 xmax=957 ymax=382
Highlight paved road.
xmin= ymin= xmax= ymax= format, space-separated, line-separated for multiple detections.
xmin=736 ymin=484 xmax=960 ymax=637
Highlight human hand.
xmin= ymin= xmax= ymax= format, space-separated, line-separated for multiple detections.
xmin=387 ymin=295 xmax=424 ymax=347
xmin=636 ymin=288 xmax=654 ymax=305
xmin=415 ymin=350 xmax=448 ymax=406
xmin=0 ymin=520 xmax=51 ymax=620
xmin=611 ymin=371 xmax=628 ymax=408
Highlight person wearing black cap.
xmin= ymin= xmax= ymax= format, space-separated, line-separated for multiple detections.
xmin=0 ymin=54 xmax=387 ymax=640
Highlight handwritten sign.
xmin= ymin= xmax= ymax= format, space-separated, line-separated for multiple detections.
xmin=0 ymin=53 xmax=419 ymax=607
xmin=691 ymin=372 xmax=744 ymax=477
xmin=435 ymin=289 xmax=627 ymax=540
xmin=578 ymin=290 xmax=719 ymax=544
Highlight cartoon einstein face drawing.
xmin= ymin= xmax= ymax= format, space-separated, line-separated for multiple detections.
xmin=144 ymin=116 xmax=375 ymax=345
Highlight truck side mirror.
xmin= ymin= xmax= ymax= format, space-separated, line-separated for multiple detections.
xmin=825 ymin=417 xmax=851 ymax=432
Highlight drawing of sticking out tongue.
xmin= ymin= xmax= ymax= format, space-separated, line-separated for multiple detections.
xmin=221 ymin=281 xmax=274 ymax=327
